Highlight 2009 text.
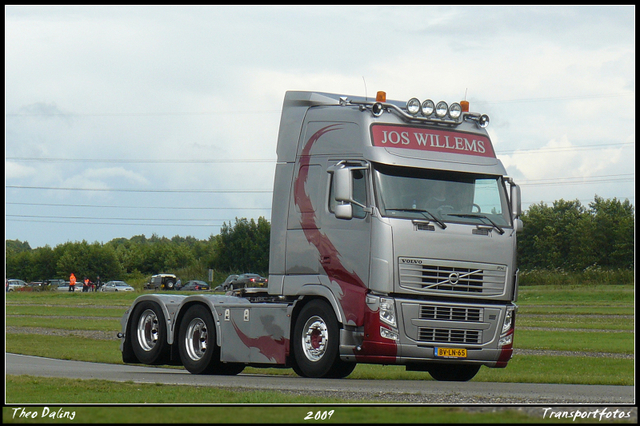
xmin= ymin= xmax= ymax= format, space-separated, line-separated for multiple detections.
xmin=304 ymin=410 xmax=335 ymax=421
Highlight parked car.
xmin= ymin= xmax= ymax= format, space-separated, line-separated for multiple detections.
xmin=100 ymin=280 xmax=135 ymax=292
xmin=233 ymin=273 xmax=268 ymax=289
xmin=43 ymin=279 xmax=67 ymax=289
xmin=7 ymin=279 xmax=27 ymax=292
xmin=145 ymin=274 xmax=178 ymax=290
xmin=56 ymin=281 xmax=83 ymax=292
xmin=221 ymin=274 xmax=239 ymax=291
xmin=180 ymin=280 xmax=210 ymax=291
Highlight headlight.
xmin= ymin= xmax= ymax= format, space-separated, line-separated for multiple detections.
xmin=421 ymin=99 xmax=435 ymax=116
xmin=380 ymin=326 xmax=399 ymax=341
xmin=372 ymin=102 xmax=384 ymax=117
xmin=406 ymin=98 xmax=421 ymax=115
xmin=435 ymin=101 xmax=448 ymax=118
xmin=499 ymin=334 xmax=513 ymax=347
xmin=449 ymin=102 xmax=462 ymax=119
xmin=502 ymin=308 xmax=514 ymax=335
xmin=478 ymin=114 xmax=490 ymax=128
xmin=379 ymin=298 xmax=397 ymax=327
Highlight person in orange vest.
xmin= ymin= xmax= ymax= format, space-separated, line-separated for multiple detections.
xmin=83 ymin=277 xmax=90 ymax=292
xmin=69 ymin=273 xmax=76 ymax=292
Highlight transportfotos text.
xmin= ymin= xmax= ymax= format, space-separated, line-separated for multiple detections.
xmin=541 ymin=407 xmax=632 ymax=421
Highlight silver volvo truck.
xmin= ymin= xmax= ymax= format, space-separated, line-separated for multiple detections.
xmin=119 ymin=90 xmax=522 ymax=381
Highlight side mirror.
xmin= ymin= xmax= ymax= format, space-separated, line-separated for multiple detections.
xmin=334 ymin=203 xmax=353 ymax=220
xmin=334 ymin=167 xmax=353 ymax=202
xmin=510 ymin=183 xmax=521 ymax=218
xmin=515 ymin=218 xmax=524 ymax=232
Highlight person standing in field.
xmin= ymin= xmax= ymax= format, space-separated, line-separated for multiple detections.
xmin=69 ymin=273 xmax=76 ymax=292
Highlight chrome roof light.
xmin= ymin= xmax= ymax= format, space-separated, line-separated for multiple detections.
xmin=449 ymin=102 xmax=462 ymax=119
xmin=421 ymin=99 xmax=435 ymax=116
xmin=435 ymin=101 xmax=448 ymax=118
xmin=406 ymin=98 xmax=421 ymax=115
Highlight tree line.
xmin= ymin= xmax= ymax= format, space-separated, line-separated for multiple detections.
xmin=5 ymin=197 xmax=634 ymax=283
xmin=5 ymin=217 xmax=270 ymax=284
xmin=517 ymin=196 xmax=634 ymax=271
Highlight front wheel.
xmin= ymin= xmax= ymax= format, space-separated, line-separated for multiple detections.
xmin=428 ymin=364 xmax=480 ymax=382
xmin=292 ymin=300 xmax=354 ymax=378
xmin=130 ymin=301 xmax=169 ymax=365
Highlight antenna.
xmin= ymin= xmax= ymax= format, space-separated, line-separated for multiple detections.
xmin=362 ymin=76 xmax=368 ymax=101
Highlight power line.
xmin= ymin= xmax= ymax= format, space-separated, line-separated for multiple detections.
xmin=6 ymin=186 xmax=272 ymax=193
xmin=481 ymin=92 xmax=632 ymax=104
xmin=6 ymin=93 xmax=631 ymax=117
xmin=5 ymin=218 xmax=226 ymax=227
xmin=519 ymin=173 xmax=633 ymax=182
xmin=6 ymin=202 xmax=271 ymax=210
xmin=6 ymin=214 xmax=229 ymax=222
xmin=6 ymin=157 xmax=276 ymax=164
xmin=496 ymin=142 xmax=634 ymax=155
xmin=6 ymin=110 xmax=282 ymax=117
xmin=7 ymin=142 xmax=633 ymax=163
xmin=518 ymin=174 xmax=635 ymax=186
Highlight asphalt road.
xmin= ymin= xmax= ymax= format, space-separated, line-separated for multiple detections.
xmin=5 ymin=353 xmax=635 ymax=405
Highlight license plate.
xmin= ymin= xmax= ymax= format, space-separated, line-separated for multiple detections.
xmin=435 ymin=347 xmax=467 ymax=358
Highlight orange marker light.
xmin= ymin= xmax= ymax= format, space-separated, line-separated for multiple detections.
xmin=460 ymin=100 xmax=469 ymax=112
xmin=376 ymin=91 xmax=386 ymax=102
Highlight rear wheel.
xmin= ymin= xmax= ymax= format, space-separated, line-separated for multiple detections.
xmin=130 ymin=301 xmax=169 ymax=364
xmin=178 ymin=305 xmax=244 ymax=375
xmin=292 ymin=300 xmax=354 ymax=378
xmin=428 ymin=364 xmax=480 ymax=381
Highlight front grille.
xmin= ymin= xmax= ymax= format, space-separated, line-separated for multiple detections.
xmin=421 ymin=305 xmax=482 ymax=322
xmin=399 ymin=258 xmax=507 ymax=297
xmin=418 ymin=328 xmax=481 ymax=344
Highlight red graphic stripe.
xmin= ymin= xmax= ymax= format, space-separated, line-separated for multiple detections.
xmin=231 ymin=320 xmax=288 ymax=364
xmin=294 ymin=124 xmax=368 ymax=326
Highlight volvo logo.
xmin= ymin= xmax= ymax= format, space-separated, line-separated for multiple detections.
xmin=401 ymin=258 xmax=422 ymax=264
xmin=448 ymin=272 xmax=460 ymax=285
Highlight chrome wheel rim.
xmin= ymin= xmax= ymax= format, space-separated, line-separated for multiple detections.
xmin=137 ymin=309 xmax=159 ymax=351
xmin=302 ymin=315 xmax=328 ymax=362
xmin=185 ymin=318 xmax=208 ymax=361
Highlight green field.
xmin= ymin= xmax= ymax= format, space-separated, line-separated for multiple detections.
xmin=4 ymin=285 xmax=635 ymax=423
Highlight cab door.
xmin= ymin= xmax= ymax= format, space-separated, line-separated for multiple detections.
xmin=320 ymin=160 xmax=372 ymax=326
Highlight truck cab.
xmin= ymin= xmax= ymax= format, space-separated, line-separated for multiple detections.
xmin=267 ymin=91 xmax=521 ymax=380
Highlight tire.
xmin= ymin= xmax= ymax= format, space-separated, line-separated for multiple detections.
xmin=178 ymin=304 xmax=244 ymax=375
xmin=130 ymin=301 xmax=169 ymax=365
xmin=292 ymin=300 xmax=354 ymax=378
xmin=324 ymin=359 xmax=357 ymax=378
xmin=428 ymin=364 xmax=481 ymax=382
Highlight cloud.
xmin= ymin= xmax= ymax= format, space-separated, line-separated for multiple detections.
xmin=4 ymin=5 xmax=634 ymax=248
xmin=501 ymin=136 xmax=577 ymax=181
xmin=16 ymin=101 xmax=72 ymax=118
xmin=87 ymin=167 xmax=150 ymax=186
xmin=5 ymin=162 xmax=37 ymax=179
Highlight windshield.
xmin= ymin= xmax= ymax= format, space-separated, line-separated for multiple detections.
xmin=373 ymin=163 xmax=511 ymax=227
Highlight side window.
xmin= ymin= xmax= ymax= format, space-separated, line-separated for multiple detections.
xmin=329 ymin=169 xmax=367 ymax=219
xmin=473 ymin=179 xmax=503 ymax=215
xmin=352 ymin=170 xmax=366 ymax=218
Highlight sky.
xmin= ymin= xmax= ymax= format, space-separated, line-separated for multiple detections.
xmin=5 ymin=5 xmax=635 ymax=249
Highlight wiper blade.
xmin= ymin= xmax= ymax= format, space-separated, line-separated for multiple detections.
xmin=386 ymin=208 xmax=446 ymax=229
xmin=446 ymin=213 xmax=505 ymax=235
